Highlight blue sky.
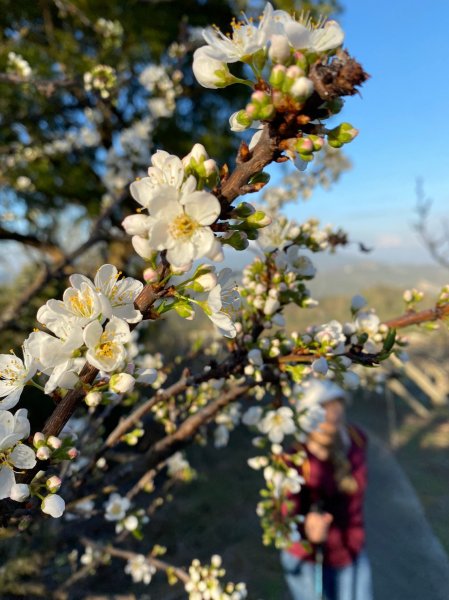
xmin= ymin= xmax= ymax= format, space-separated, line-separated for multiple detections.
xmin=283 ymin=0 xmax=449 ymax=263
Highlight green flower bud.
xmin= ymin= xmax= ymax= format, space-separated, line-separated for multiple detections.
xmin=232 ymin=202 xmax=256 ymax=218
xmin=259 ymin=104 xmax=275 ymax=120
xmin=246 ymin=211 xmax=272 ymax=228
xmin=282 ymin=65 xmax=303 ymax=92
xmin=269 ymin=64 xmax=287 ymax=89
xmin=223 ymin=230 xmax=249 ymax=251
xmin=295 ymin=137 xmax=314 ymax=155
xmin=308 ymin=135 xmax=325 ymax=151
xmin=174 ymin=301 xmax=195 ymax=319
xmin=327 ymin=122 xmax=359 ymax=145
xmin=230 ymin=110 xmax=253 ymax=131
xmin=294 ymin=52 xmax=308 ymax=72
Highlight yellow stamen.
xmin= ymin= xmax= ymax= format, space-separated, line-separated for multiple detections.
xmin=170 ymin=214 xmax=198 ymax=240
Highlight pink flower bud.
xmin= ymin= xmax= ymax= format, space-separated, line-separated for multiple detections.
xmin=36 ymin=446 xmax=51 ymax=460
xmin=203 ymin=158 xmax=218 ymax=177
xmin=47 ymin=436 xmax=62 ymax=450
xmin=285 ymin=65 xmax=302 ymax=80
xmin=33 ymin=432 xmax=46 ymax=448
xmin=67 ymin=448 xmax=79 ymax=460
xmin=143 ymin=267 xmax=158 ymax=283
xmin=296 ymin=137 xmax=314 ymax=154
xmin=245 ymin=104 xmax=258 ymax=118
xmin=251 ymin=90 xmax=266 ymax=104
xmin=46 ymin=476 xmax=62 ymax=493
xmin=85 ymin=390 xmax=102 ymax=407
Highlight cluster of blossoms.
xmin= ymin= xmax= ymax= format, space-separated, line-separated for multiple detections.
xmin=125 ymin=554 xmax=156 ymax=584
xmin=139 ymin=64 xmax=184 ymax=119
xmin=94 ymin=18 xmax=124 ymax=47
xmin=104 ymin=492 xmax=149 ymax=535
xmin=123 ymin=146 xmax=221 ymax=269
xmin=192 ymin=3 xmax=359 ymax=170
xmin=241 ymin=247 xmax=317 ymax=328
xmin=0 ymin=264 xmax=145 ymax=510
xmin=167 ymin=451 xmax=196 ymax=482
xmin=7 ymin=51 xmax=32 ymax=79
xmin=2 ymin=107 xmax=101 ymax=174
xmin=84 ymin=64 xmax=117 ymax=99
xmin=185 ymin=555 xmax=247 ymax=600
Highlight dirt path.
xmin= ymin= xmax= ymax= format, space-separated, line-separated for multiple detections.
xmin=364 ymin=435 xmax=449 ymax=600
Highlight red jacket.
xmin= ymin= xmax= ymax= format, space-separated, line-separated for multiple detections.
xmin=285 ymin=425 xmax=368 ymax=568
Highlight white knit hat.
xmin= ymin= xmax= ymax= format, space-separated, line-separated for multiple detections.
xmin=299 ymin=379 xmax=347 ymax=405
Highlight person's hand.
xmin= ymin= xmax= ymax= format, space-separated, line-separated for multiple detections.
xmin=304 ymin=511 xmax=333 ymax=544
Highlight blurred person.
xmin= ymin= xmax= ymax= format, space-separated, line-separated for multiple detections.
xmin=281 ymin=380 xmax=373 ymax=600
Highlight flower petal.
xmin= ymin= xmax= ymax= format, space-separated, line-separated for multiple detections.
xmin=83 ymin=320 xmax=103 ymax=349
xmin=0 ymin=466 xmax=14 ymax=500
xmin=184 ymin=192 xmax=220 ymax=226
xmin=191 ymin=227 xmax=215 ymax=258
xmin=166 ymin=241 xmax=195 ymax=267
xmin=10 ymin=444 xmax=36 ymax=469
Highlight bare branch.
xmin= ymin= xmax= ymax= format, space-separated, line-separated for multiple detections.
xmin=0 ymin=193 xmax=125 ymax=333
xmin=144 ymin=384 xmax=250 ymax=470
xmin=82 ymin=538 xmax=190 ymax=584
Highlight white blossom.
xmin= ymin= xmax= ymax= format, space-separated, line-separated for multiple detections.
xmin=167 ymin=452 xmax=190 ymax=477
xmin=0 ymin=345 xmax=37 ymax=409
xmin=279 ymin=247 xmax=316 ymax=277
xmin=0 ymin=409 xmax=36 ymax=500
xmin=200 ymin=3 xmax=274 ymax=63
xmin=263 ymin=465 xmax=303 ymax=497
xmin=126 ymin=175 xmax=220 ymax=268
xmin=104 ymin=493 xmax=131 ymax=521
xmin=202 ymin=268 xmax=240 ymax=338
xmin=314 ymin=320 xmax=345 ymax=352
xmin=267 ymin=8 xmax=344 ymax=54
xmin=71 ymin=264 xmax=143 ymax=324
xmin=258 ymin=407 xmax=296 ymax=443
xmin=129 ymin=150 xmax=185 ymax=209
xmin=355 ymin=312 xmax=381 ymax=336
xmin=124 ymin=554 xmax=156 ymax=584
xmin=84 ymin=317 xmax=131 ymax=372
xmin=27 ymin=320 xmax=85 ymax=394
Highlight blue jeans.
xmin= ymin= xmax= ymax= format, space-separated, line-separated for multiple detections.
xmin=280 ymin=549 xmax=373 ymax=600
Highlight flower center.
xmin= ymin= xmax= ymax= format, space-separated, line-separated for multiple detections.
xmin=69 ymin=292 xmax=94 ymax=317
xmin=97 ymin=341 xmax=115 ymax=358
xmin=170 ymin=214 xmax=198 ymax=240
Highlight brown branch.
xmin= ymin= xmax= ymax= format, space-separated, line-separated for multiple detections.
xmin=144 ymin=384 xmax=250 ymax=470
xmin=0 ymin=193 xmax=125 ymax=333
xmin=0 ymin=226 xmax=65 ymax=261
xmin=104 ymin=371 xmax=190 ymax=448
xmin=40 ymin=284 xmax=162 ymax=440
xmin=0 ymin=73 xmax=78 ymax=96
xmin=82 ymin=538 xmax=190 ymax=584
xmin=218 ymin=125 xmax=278 ymax=205
xmin=384 ymin=304 xmax=449 ymax=329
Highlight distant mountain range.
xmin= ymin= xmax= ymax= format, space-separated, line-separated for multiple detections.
xmin=309 ymin=255 xmax=449 ymax=297
xmin=226 ymin=248 xmax=449 ymax=298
